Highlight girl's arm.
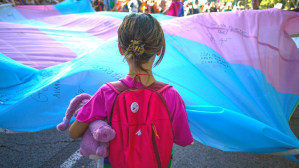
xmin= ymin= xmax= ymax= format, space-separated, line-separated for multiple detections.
xmin=69 ymin=119 xmax=90 ymax=139
xmin=69 ymin=85 xmax=107 ymax=139
xmin=165 ymin=88 xmax=193 ymax=147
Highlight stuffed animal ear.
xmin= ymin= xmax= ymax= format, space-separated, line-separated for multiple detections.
xmin=56 ymin=117 xmax=70 ymax=131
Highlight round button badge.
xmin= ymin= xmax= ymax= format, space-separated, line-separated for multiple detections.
xmin=131 ymin=102 xmax=139 ymax=113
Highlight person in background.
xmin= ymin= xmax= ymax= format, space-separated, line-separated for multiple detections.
xmin=251 ymin=0 xmax=262 ymax=10
xmin=15 ymin=0 xmax=25 ymax=5
xmin=209 ymin=1 xmax=217 ymax=12
xmin=141 ymin=0 xmax=147 ymax=13
xmin=39 ymin=0 xmax=51 ymax=5
xmin=157 ymin=0 xmax=166 ymax=13
xmin=7 ymin=0 xmax=16 ymax=6
xmin=215 ymin=3 xmax=221 ymax=12
xmin=25 ymin=0 xmax=40 ymax=5
xmin=147 ymin=0 xmax=156 ymax=13
xmin=51 ymin=0 xmax=59 ymax=4
xmin=119 ymin=0 xmax=129 ymax=12
xmin=199 ymin=4 xmax=204 ymax=13
xmin=94 ymin=0 xmax=104 ymax=11
xmin=178 ymin=0 xmax=184 ymax=16
xmin=235 ymin=1 xmax=244 ymax=11
xmin=290 ymin=0 xmax=299 ymax=12
xmin=103 ymin=0 xmax=117 ymax=11
xmin=185 ymin=1 xmax=193 ymax=16
xmin=203 ymin=2 xmax=210 ymax=12
xmin=137 ymin=0 xmax=142 ymax=12
xmin=163 ymin=0 xmax=180 ymax=16
xmin=165 ymin=0 xmax=172 ymax=9
xmin=223 ymin=4 xmax=232 ymax=12
xmin=128 ymin=0 xmax=141 ymax=13
xmin=219 ymin=2 xmax=225 ymax=12
xmin=1 ymin=0 xmax=24 ymax=6
xmin=50 ymin=0 xmax=63 ymax=4
xmin=192 ymin=0 xmax=200 ymax=14
xmin=128 ymin=0 xmax=137 ymax=12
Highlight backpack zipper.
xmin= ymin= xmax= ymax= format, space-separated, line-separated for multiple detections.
xmin=151 ymin=123 xmax=162 ymax=168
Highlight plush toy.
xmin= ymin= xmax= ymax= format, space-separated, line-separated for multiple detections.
xmin=56 ymin=93 xmax=116 ymax=159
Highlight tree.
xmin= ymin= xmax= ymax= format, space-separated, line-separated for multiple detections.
xmin=259 ymin=0 xmax=278 ymax=9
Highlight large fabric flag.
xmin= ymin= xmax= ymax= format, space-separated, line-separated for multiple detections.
xmin=0 ymin=2 xmax=299 ymax=161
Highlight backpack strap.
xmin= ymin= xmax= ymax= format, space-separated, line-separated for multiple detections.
xmin=106 ymin=81 xmax=130 ymax=125
xmin=147 ymin=81 xmax=172 ymax=94
xmin=106 ymin=81 xmax=130 ymax=94
xmin=148 ymin=81 xmax=175 ymax=139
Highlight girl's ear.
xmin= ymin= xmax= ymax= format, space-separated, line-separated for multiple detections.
xmin=118 ymin=43 xmax=124 ymax=55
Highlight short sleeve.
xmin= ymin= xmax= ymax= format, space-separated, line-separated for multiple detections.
xmin=76 ymin=86 xmax=106 ymax=123
xmin=162 ymin=87 xmax=193 ymax=146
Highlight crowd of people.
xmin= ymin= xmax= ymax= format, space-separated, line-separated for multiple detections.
xmin=0 ymin=0 xmax=64 ymax=5
xmin=93 ymin=0 xmax=270 ymax=16
xmin=94 ymin=0 xmax=299 ymax=16
xmin=1 ymin=0 xmax=297 ymax=14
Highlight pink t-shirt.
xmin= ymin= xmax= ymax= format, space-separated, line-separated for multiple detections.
xmin=76 ymin=76 xmax=193 ymax=146
xmin=167 ymin=1 xmax=180 ymax=17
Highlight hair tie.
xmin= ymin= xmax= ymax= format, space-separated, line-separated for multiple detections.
xmin=127 ymin=40 xmax=145 ymax=56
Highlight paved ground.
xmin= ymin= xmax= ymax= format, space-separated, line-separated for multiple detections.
xmin=0 ymin=107 xmax=298 ymax=168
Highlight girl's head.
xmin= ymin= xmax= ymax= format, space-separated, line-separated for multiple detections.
xmin=118 ymin=13 xmax=165 ymax=73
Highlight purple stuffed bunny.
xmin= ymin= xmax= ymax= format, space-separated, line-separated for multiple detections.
xmin=57 ymin=93 xmax=116 ymax=158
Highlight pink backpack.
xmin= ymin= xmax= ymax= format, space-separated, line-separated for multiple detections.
xmin=106 ymin=80 xmax=174 ymax=168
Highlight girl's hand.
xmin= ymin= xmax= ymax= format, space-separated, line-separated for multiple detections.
xmin=69 ymin=119 xmax=90 ymax=139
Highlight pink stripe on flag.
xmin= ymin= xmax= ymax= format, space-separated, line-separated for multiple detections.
xmin=33 ymin=14 xmax=122 ymax=41
xmin=0 ymin=22 xmax=77 ymax=69
xmin=15 ymin=5 xmax=62 ymax=20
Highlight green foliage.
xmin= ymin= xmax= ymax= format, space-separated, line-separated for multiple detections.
xmin=259 ymin=0 xmax=277 ymax=9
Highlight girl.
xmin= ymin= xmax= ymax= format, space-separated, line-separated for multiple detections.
xmin=69 ymin=13 xmax=193 ymax=168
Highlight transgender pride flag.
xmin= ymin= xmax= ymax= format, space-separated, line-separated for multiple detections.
xmin=0 ymin=1 xmax=299 ymax=161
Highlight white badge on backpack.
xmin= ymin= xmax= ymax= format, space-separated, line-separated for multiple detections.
xmin=131 ymin=102 xmax=139 ymax=113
